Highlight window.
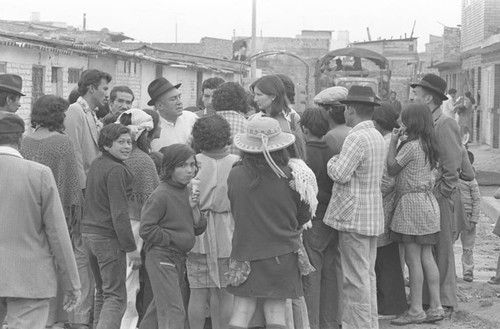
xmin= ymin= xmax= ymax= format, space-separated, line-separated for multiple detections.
xmin=128 ymin=61 xmax=131 ymax=74
xmin=123 ymin=60 xmax=127 ymax=73
xmin=134 ymin=62 xmax=137 ymax=75
xmin=51 ymin=67 xmax=59 ymax=83
xmin=0 ymin=62 xmax=6 ymax=74
xmin=68 ymin=68 xmax=82 ymax=84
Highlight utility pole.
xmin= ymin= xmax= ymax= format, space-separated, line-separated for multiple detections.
xmin=251 ymin=0 xmax=257 ymax=78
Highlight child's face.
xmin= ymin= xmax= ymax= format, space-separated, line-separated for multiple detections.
xmin=104 ymin=133 xmax=132 ymax=161
xmin=171 ymin=155 xmax=197 ymax=185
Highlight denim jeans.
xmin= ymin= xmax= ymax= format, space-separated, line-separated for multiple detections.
xmin=83 ymin=234 xmax=127 ymax=329
xmin=338 ymin=232 xmax=378 ymax=329
xmin=68 ymin=234 xmax=95 ymax=325
xmin=455 ymin=213 xmax=477 ymax=276
xmin=302 ymin=220 xmax=343 ymax=329
xmin=139 ymin=247 xmax=189 ymax=329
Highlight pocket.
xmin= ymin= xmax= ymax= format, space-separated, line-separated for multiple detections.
xmin=330 ymin=193 xmax=356 ymax=223
xmin=159 ymin=261 xmax=176 ymax=268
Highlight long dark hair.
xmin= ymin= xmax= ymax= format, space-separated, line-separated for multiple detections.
xmin=239 ymin=149 xmax=290 ymax=189
xmin=250 ymin=75 xmax=287 ymax=117
xmin=399 ymin=104 xmax=439 ymax=169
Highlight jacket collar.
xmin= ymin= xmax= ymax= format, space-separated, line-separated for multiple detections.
xmin=0 ymin=146 xmax=22 ymax=158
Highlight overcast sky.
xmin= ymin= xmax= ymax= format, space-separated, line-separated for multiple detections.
xmin=1 ymin=0 xmax=462 ymax=51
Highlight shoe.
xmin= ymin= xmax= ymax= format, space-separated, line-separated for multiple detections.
xmin=424 ymin=308 xmax=445 ymax=323
xmin=463 ymin=271 xmax=473 ymax=282
xmin=378 ymin=314 xmax=398 ymax=320
xmin=390 ymin=311 xmax=426 ymax=326
xmin=443 ymin=306 xmax=454 ymax=319
xmin=487 ymin=277 xmax=500 ymax=285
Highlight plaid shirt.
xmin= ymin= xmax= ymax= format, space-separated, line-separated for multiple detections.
xmin=323 ymin=120 xmax=386 ymax=236
xmin=217 ymin=110 xmax=247 ymax=155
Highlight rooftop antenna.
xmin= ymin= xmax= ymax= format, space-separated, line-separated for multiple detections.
xmin=410 ymin=20 xmax=416 ymax=38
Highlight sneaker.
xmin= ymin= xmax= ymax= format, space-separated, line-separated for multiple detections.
xmin=424 ymin=308 xmax=445 ymax=323
xmin=390 ymin=311 xmax=426 ymax=326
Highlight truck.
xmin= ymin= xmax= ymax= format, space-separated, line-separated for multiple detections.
xmin=314 ymin=47 xmax=391 ymax=99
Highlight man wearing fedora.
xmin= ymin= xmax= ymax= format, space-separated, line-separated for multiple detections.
xmin=0 ymin=74 xmax=25 ymax=113
xmin=0 ymin=113 xmax=81 ymax=329
xmin=148 ymin=77 xmax=197 ymax=152
xmin=411 ymin=74 xmax=464 ymax=316
xmin=324 ymin=86 xmax=386 ymax=329
xmin=64 ymin=69 xmax=112 ymax=329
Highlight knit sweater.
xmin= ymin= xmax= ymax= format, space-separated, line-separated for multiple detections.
xmin=227 ymin=164 xmax=309 ymax=261
xmin=21 ymin=131 xmax=84 ymax=236
xmin=305 ymin=140 xmax=334 ymax=220
xmin=124 ymin=147 xmax=160 ymax=220
xmin=81 ymin=152 xmax=137 ymax=252
xmin=140 ymin=179 xmax=207 ymax=253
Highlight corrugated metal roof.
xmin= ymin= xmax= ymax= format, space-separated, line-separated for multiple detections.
xmin=0 ymin=30 xmax=245 ymax=74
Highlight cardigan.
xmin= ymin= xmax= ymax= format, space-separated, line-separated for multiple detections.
xmin=227 ymin=164 xmax=309 ymax=261
xmin=81 ymin=152 xmax=137 ymax=252
xmin=140 ymin=179 xmax=207 ymax=253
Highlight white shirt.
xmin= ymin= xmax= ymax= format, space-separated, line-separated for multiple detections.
xmin=151 ymin=111 xmax=197 ymax=151
xmin=442 ymin=94 xmax=456 ymax=118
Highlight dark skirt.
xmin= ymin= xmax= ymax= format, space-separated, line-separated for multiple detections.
xmin=390 ymin=231 xmax=439 ymax=245
xmin=375 ymin=242 xmax=408 ymax=315
xmin=227 ymin=252 xmax=303 ymax=299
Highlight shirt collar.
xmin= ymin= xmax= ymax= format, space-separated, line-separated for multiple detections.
xmin=0 ymin=146 xmax=23 ymax=158
xmin=350 ymin=120 xmax=375 ymax=134
xmin=432 ymin=106 xmax=442 ymax=123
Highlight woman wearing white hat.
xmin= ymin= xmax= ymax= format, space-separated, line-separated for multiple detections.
xmin=226 ymin=116 xmax=311 ymax=329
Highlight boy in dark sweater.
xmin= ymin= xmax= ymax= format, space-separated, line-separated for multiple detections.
xmin=299 ymin=107 xmax=344 ymax=329
xmin=139 ymin=144 xmax=207 ymax=329
xmin=81 ymin=124 xmax=140 ymax=329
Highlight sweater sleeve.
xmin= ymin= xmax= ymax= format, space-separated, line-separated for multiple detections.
xmin=107 ymin=166 xmax=137 ymax=252
xmin=139 ymin=191 xmax=171 ymax=247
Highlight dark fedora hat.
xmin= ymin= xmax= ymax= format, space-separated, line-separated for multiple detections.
xmin=340 ymin=85 xmax=380 ymax=106
xmin=0 ymin=112 xmax=25 ymax=134
xmin=147 ymin=77 xmax=181 ymax=106
xmin=0 ymin=74 xmax=25 ymax=96
xmin=410 ymin=74 xmax=448 ymax=101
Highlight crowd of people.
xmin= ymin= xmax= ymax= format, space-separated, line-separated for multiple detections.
xmin=0 ymin=69 xmax=484 ymax=329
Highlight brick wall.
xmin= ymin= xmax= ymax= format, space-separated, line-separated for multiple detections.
xmin=462 ymin=0 xmax=485 ymax=48
xmin=113 ymin=60 xmax=143 ymax=108
xmin=6 ymin=62 xmax=33 ymax=123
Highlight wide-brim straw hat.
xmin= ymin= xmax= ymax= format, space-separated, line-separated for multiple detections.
xmin=234 ymin=116 xmax=295 ymax=154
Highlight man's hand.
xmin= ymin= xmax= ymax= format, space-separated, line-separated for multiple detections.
xmin=127 ymin=249 xmax=142 ymax=270
xmin=63 ymin=289 xmax=81 ymax=312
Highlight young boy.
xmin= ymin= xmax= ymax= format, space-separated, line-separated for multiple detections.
xmin=300 ymin=107 xmax=343 ymax=329
xmin=81 ymin=123 xmax=141 ymax=329
xmin=457 ymin=150 xmax=481 ymax=282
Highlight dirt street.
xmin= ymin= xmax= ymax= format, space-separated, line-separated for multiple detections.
xmin=379 ymin=144 xmax=500 ymax=329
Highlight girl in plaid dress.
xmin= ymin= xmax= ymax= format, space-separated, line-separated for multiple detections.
xmin=387 ymin=104 xmax=444 ymax=325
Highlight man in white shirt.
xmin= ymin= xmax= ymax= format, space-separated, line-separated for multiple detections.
xmin=148 ymin=77 xmax=197 ymax=151
xmin=442 ymin=88 xmax=459 ymax=118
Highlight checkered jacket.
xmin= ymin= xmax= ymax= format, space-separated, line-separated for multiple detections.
xmin=324 ymin=120 xmax=386 ymax=236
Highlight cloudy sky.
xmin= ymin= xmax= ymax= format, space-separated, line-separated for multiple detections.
xmin=1 ymin=0 xmax=462 ymax=51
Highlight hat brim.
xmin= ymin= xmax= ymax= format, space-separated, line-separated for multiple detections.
xmin=0 ymin=85 xmax=25 ymax=96
xmin=233 ymin=132 xmax=295 ymax=153
xmin=410 ymin=82 xmax=448 ymax=101
xmin=340 ymin=99 xmax=380 ymax=106
xmin=147 ymin=83 xmax=181 ymax=106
